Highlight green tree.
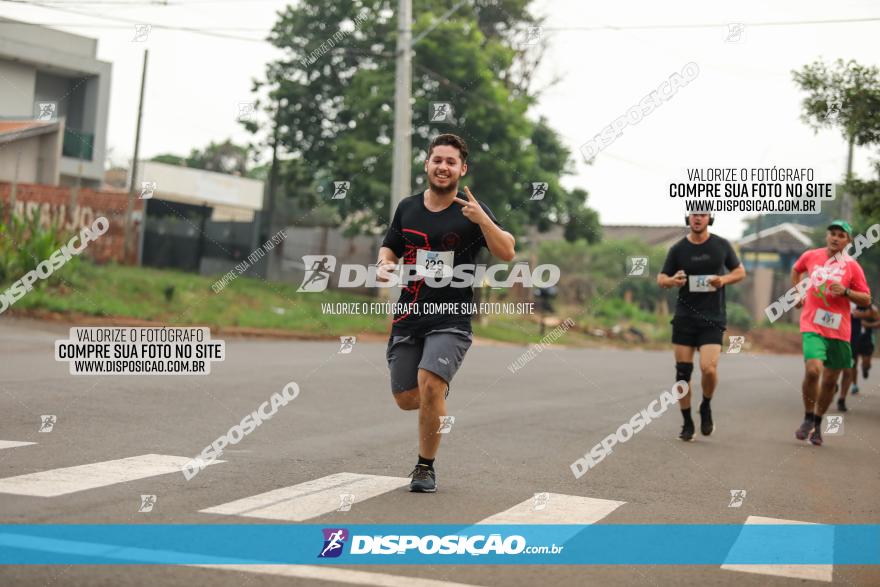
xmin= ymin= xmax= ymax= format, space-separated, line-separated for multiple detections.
xmin=793 ymin=59 xmax=880 ymax=146
xmin=792 ymin=59 xmax=880 ymax=217
xmin=793 ymin=59 xmax=880 ymax=296
xmin=254 ymin=0 xmax=596 ymax=239
xmin=847 ymin=164 xmax=880 ymax=297
xmin=150 ymin=153 xmax=186 ymax=167
xmin=151 ymin=139 xmax=260 ymax=178
xmin=537 ymin=238 xmax=666 ymax=307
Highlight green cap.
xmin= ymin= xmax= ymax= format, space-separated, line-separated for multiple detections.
xmin=827 ymin=219 xmax=853 ymax=237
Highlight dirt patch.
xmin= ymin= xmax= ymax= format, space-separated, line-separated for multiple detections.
xmin=733 ymin=327 xmax=802 ymax=355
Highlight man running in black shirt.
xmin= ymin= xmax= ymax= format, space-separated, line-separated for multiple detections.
xmin=377 ymin=133 xmax=515 ymax=492
xmin=838 ymin=302 xmax=879 ymax=409
xmin=657 ymin=213 xmax=746 ymax=441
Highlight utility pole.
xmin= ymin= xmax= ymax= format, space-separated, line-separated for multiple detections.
xmin=384 ymin=0 xmax=412 ymax=302
xmin=842 ymin=133 xmax=855 ymax=219
xmin=126 ymin=49 xmax=148 ymax=264
xmin=264 ymin=100 xmax=282 ymax=239
xmin=390 ymin=0 xmax=412 ymax=215
xmin=261 ymin=99 xmax=283 ymax=279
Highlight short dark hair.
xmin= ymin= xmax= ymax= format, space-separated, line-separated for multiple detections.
xmin=427 ymin=133 xmax=468 ymax=163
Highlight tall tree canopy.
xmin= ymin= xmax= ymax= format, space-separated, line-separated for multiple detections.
xmin=252 ymin=0 xmax=599 ymax=241
xmin=791 ymin=59 xmax=880 ymax=293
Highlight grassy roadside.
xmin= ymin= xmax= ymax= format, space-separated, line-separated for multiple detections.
xmin=5 ymin=263 xmax=590 ymax=345
xmin=9 ymin=263 xmax=388 ymax=335
xmin=4 ymin=263 xmax=797 ymax=351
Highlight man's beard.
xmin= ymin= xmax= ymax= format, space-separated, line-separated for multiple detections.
xmin=690 ymin=225 xmax=707 ymax=235
xmin=428 ymin=175 xmax=459 ymax=196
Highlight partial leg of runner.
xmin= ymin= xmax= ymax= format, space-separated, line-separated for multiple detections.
xmin=861 ymin=353 xmax=871 ymax=380
xmin=838 ymin=367 xmax=855 ymax=411
xmin=698 ymin=344 xmax=721 ymax=435
xmin=674 ymin=344 xmax=696 ymax=441
xmin=394 ymin=388 xmax=420 ymax=410
xmin=813 ymin=367 xmax=844 ymax=446
xmin=409 ymin=368 xmax=448 ymax=492
xmin=417 ymin=368 xmax=447 ymax=457
xmin=796 ymin=358 xmax=823 ymax=440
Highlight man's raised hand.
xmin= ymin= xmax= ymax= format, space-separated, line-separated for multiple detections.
xmin=454 ymin=186 xmax=491 ymax=226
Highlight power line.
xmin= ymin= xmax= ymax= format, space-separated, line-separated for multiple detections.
xmin=0 ymin=0 xmax=269 ymax=41
xmin=543 ymin=16 xmax=880 ymax=31
xmin=2 ymin=1 xmax=878 ymax=43
xmin=4 ymin=0 xmax=283 ymax=4
xmin=0 ymin=22 xmax=269 ymax=30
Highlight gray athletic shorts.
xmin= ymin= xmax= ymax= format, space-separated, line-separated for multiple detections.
xmin=386 ymin=328 xmax=473 ymax=394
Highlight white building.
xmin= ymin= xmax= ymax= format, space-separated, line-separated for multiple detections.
xmin=0 ymin=17 xmax=112 ymax=188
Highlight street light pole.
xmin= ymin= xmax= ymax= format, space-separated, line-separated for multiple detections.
xmin=390 ymin=0 xmax=412 ymax=216
xmin=127 ymin=49 xmax=148 ymax=264
xmin=384 ymin=0 xmax=412 ymax=303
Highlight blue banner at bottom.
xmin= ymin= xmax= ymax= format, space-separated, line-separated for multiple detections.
xmin=0 ymin=524 xmax=877 ymax=565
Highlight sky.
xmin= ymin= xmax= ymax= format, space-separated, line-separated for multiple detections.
xmin=1 ymin=0 xmax=878 ymax=239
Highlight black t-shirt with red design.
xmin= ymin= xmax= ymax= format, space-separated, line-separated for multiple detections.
xmin=381 ymin=191 xmax=502 ymax=336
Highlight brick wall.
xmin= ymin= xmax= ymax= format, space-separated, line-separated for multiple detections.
xmin=0 ymin=182 xmax=143 ymax=264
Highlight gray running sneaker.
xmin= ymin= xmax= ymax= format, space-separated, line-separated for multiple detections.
xmin=409 ymin=464 xmax=436 ymax=493
xmin=809 ymin=427 xmax=823 ymax=446
xmin=795 ymin=418 xmax=814 ymax=441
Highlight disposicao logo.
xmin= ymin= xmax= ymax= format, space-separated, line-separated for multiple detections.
xmin=318 ymin=528 xmax=349 ymax=558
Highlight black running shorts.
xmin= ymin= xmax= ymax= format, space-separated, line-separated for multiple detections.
xmin=671 ymin=317 xmax=724 ymax=348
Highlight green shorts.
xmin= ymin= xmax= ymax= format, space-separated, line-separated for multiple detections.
xmin=802 ymin=332 xmax=853 ymax=370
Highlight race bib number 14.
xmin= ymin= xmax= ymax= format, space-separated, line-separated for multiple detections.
xmin=689 ymin=275 xmax=717 ymax=293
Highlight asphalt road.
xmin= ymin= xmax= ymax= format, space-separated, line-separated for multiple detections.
xmin=1 ymin=317 xmax=878 ymax=586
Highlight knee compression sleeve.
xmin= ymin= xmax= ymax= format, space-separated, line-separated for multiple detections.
xmin=676 ymin=362 xmax=694 ymax=383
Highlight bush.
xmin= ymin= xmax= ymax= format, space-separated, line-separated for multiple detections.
xmin=0 ymin=204 xmax=81 ymax=286
xmin=727 ymin=302 xmax=753 ymax=330
xmin=587 ymin=296 xmax=660 ymax=327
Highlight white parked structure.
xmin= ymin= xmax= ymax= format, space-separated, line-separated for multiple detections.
xmin=135 ymin=160 xmax=264 ymax=222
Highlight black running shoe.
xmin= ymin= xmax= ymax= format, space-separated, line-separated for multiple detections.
xmin=409 ymin=464 xmax=436 ymax=493
xmin=795 ymin=418 xmax=814 ymax=441
xmin=699 ymin=403 xmax=714 ymax=436
xmin=679 ymin=420 xmax=695 ymax=442
xmin=863 ymin=365 xmax=870 ymax=379
xmin=809 ymin=427 xmax=823 ymax=446
xmin=837 ymin=398 xmax=848 ymax=412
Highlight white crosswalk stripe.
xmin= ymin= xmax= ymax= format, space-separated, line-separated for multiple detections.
xmin=721 ymin=515 xmax=833 ymax=582
xmin=199 ymin=472 xmax=410 ymax=522
xmin=198 ymin=490 xmax=622 ymax=585
xmin=191 ymin=565 xmax=486 ymax=586
xmin=0 ymin=440 xmax=36 ymax=450
xmin=0 ymin=454 xmax=223 ymax=497
xmin=477 ymin=493 xmax=625 ymax=525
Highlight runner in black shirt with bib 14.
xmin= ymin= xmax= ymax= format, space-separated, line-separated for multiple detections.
xmin=658 ymin=213 xmax=746 ymax=442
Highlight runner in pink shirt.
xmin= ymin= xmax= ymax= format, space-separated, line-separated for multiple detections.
xmin=791 ymin=220 xmax=871 ymax=445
